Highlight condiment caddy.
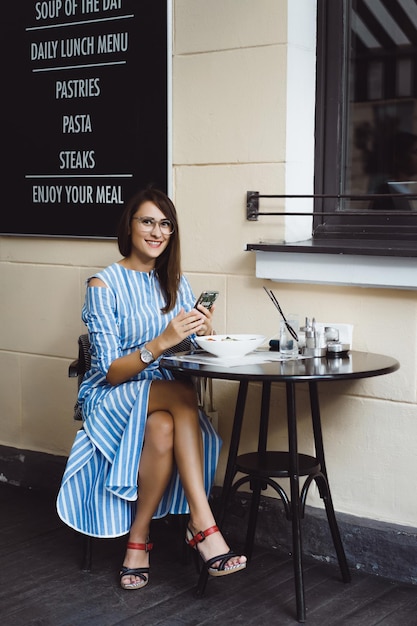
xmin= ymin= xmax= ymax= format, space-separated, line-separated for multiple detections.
xmin=262 ymin=287 xmax=352 ymax=358
xmin=301 ymin=318 xmax=350 ymax=358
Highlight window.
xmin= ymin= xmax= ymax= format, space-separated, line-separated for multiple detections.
xmin=314 ymin=0 xmax=417 ymax=242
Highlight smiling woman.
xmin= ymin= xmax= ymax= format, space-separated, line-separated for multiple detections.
xmin=56 ymin=187 xmax=247 ymax=593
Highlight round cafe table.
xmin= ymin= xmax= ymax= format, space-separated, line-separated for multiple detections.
xmin=160 ymin=350 xmax=399 ymax=623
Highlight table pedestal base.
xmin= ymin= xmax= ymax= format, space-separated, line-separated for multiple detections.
xmin=229 ymin=450 xmax=351 ymax=623
xmin=195 ymin=380 xmax=350 ymax=623
xmin=160 ymin=353 xmax=399 ymax=622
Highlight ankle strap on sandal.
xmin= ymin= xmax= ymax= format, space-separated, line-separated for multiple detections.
xmin=188 ymin=525 xmax=219 ymax=548
xmin=127 ymin=540 xmax=153 ymax=552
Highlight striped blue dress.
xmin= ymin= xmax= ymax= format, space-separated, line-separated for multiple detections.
xmin=56 ymin=263 xmax=222 ymax=538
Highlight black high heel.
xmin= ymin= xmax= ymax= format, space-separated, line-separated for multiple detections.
xmin=119 ymin=539 xmax=153 ymax=590
xmin=185 ymin=525 xmax=246 ymax=577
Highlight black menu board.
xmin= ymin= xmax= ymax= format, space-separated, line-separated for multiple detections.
xmin=2 ymin=0 xmax=168 ymax=238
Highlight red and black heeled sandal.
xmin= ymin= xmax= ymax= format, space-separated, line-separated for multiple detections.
xmin=119 ymin=539 xmax=153 ymax=590
xmin=185 ymin=525 xmax=246 ymax=577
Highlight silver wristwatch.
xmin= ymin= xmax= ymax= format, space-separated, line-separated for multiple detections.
xmin=140 ymin=345 xmax=155 ymax=364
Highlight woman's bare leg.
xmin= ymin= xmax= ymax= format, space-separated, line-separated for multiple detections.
xmin=149 ymin=379 xmax=246 ymax=570
xmin=121 ymin=410 xmax=174 ymax=586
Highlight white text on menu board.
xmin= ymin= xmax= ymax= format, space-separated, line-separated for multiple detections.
xmin=31 ymin=0 xmax=127 ymax=206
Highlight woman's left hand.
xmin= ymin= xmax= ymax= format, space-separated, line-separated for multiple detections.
xmin=194 ymin=303 xmax=215 ymax=336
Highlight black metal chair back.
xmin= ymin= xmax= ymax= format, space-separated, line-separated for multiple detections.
xmin=68 ymin=334 xmax=90 ymax=421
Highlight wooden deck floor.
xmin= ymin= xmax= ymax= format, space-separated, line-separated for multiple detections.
xmin=1 ymin=483 xmax=417 ymax=626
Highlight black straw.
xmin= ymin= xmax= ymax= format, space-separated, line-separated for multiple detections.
xmin=263 ymin=287 xmax=299 ymax=342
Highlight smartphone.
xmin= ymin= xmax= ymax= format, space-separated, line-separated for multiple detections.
xmin=194 ymin=290 xmax=219 ymax=311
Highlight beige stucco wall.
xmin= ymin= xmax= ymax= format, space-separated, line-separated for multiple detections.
xmin=1 ymin=0 xmax=416 ymax=530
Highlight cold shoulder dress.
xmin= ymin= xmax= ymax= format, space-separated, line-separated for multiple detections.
xmin=56 ymin=263 xmax=221 ymax=538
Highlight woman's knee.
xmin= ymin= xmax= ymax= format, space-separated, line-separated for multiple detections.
xmin=145 ymin=411 xmax=174 ymax=454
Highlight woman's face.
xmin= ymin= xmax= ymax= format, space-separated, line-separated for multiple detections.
xmin=130 ymin=200 xmax=172 ymax=264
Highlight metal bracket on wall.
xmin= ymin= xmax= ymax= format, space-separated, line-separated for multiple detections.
xmin=247 ymin=191 xmax=260 ymax=221
xmin=245 ymin=190 xmax=417 ymax=221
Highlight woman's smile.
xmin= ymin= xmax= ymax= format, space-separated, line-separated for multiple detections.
xmin=145 ymin=239 xmax=164 ymax=248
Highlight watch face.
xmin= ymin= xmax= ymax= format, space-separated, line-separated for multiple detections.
xmin=140 ymin=347 xmax=154 ymax=364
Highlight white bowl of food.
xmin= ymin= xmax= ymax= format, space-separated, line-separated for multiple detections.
xmin=195 ymin=334 xmax=266 ymax=358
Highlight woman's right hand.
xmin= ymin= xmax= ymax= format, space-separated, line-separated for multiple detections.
xmin=158 ymin=308 xmax=205 ymax=351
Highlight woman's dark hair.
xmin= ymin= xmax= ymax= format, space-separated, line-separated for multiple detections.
xmin=117 ymin=188 xmax=181 ymax=313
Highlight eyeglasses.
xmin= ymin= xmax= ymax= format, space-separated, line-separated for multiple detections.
xmin=132 ymin=216 xmax=175 ymax=235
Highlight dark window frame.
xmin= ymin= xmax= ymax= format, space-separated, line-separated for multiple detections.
xmin=313 ymin=0 xmax=417 ymax=245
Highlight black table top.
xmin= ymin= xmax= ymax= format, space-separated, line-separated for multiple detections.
xmin=160 ymin=350 xmax=400 ymax=383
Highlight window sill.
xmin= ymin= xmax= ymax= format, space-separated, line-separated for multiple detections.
xmin=246 ymin=240 xmax=417 ymax=290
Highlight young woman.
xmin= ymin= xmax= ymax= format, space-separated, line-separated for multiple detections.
xmin=57 ymin=188 xmax=247 ymax=590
